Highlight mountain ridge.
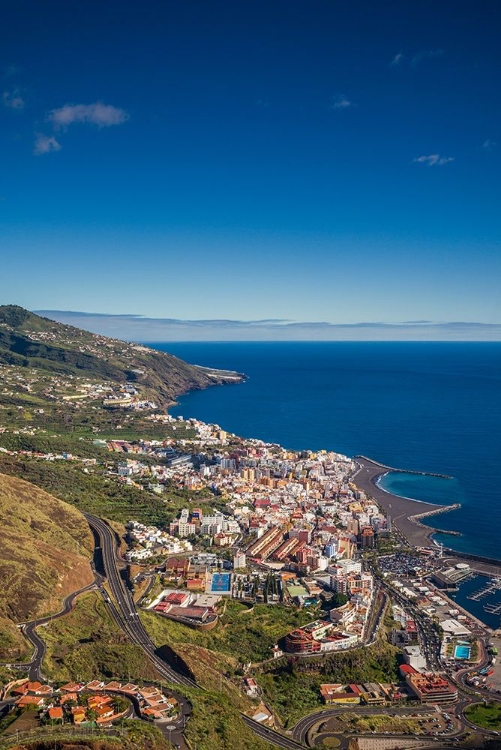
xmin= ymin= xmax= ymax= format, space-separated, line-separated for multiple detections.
xmin=0 ymin=304 xmax=244 ymax=406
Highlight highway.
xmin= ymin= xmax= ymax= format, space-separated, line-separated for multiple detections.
xmin=241 ymin=715 xmax=305 ymax=749
xmin=84 ymin=513 xmax=198 ymax=690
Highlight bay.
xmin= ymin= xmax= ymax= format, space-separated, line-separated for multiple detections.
xmin=148 ymin=342 xmax=501 ymax=561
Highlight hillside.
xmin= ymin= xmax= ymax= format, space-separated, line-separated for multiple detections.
xmin=0 ymin=304 xmax=243 ymax=406
xmin=0 ymin=472 xmax=94 ymax=658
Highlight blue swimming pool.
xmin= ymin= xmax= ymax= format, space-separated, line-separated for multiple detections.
xmin=454 ymin=644 xmax=471 ymax=660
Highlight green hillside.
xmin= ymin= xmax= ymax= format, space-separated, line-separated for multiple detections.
xmin=0 ymin=304 xmax=242 ymax=406
xmin=0 ymin=472 xmax=95 ymax=659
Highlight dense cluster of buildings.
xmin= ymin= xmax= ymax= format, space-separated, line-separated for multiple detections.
xmin=10 ymin=678 xmax=179 ymax=725
xmin=125 ymin=520 xmax=192 ymax=561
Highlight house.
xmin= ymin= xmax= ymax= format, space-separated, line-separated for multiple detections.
xmin=243 ymin=678 xmax=259 ymax=697
xmin=95 ymin=705 xmax=114 ymax=720
xmin=60 ymin=692 xmax=79 ymax=705
xmin=120 ymin=683 xmax=139 ymax=694
xmin=17 ymin=695 xmax=45 ymax=707
xmin=103 ymin=681 xmax=123 ymax=691
xmin=86 ymin=680 xmax=105 ymax=691
xmin=59 ymin=681 xmax=82 ymax=693
xmin=71 ymin=706 xmax=87 ymax=724
xmin=12 ymin=681 xmax=52 ymax=696
xmin=48 ymin=706 xmax=64 ymax=721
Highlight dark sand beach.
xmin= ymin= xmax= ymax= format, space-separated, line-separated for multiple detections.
xmin=352 ymin=457 xmax=456 ymax=548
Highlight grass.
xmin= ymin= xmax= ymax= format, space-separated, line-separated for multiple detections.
xmin=0 ymin=473 xmax=94 ymax=629
xmin=465 ymin=702 xmax=501 ymax=730
xmin=141 ymin=600 xmax=314 ymax=664
xmin=0 ymin=452 xmax=215 ymax=526
xmin=41 ymin=592 xmax=161 ymax=683
xmin=175 ymin=686 xmax=275 ymax=750
xmin=0 ymin=719 xmax=169 ymax=749
xmin=256 ymin=637 xmax=401 ymax=727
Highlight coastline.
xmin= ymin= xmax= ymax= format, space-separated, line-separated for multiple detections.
xmin=352 ymin=457 xmax=460 ymax=548
xmin=374 ymin=472 xmax=446 ymax=507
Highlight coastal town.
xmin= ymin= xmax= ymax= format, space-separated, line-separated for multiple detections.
xmin=1 ymin=310 xmax=501 ymax=750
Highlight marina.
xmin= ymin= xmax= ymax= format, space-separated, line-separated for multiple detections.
xmin=467 ymin=578 xmax=501 ymax=602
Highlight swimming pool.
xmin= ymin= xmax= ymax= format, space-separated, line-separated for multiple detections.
xmin=454 ymin=644 xmax=471 ymax=660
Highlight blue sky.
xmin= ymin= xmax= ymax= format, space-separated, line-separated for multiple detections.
xmin=2 ymin=1 xmax=500 ymax=339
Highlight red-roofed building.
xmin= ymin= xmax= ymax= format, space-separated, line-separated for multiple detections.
xmin=405 ymin=672 xmax=458 ymax=703
xmin=164 ymin=591 xmax=190 ymax=606
xmin=399 ymin=664 xmax=418 ymax=677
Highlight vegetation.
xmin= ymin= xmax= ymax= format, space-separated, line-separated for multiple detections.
xmin=0 ymin=305 xmax=227 ymax=406
xmin=257 ymin=638 xmax=400 ymax=727
xmin=0 ymin=472 xmax=94 ymax=656
xmin=41 ymin=592 xmax=161 ymax=683
xmin=318 ymin=712 xmax=424 ymax=735
xmin=465 ymin=702 xmax=501 ymax=730
xmin=0 ymin=720 xmax=169 ymax=749
xmin=176 ymin=686 xmax=274 ymax=750
xmin=0 ymin=453 xmax=221 ymax=526
xmin=329 ymin=592 xmax=349 ymax=608
xmin=141 ymin=600 xmax=314 ymax=664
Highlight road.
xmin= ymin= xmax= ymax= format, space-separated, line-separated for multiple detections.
xmin=0 ymin=573 xmax=102 ymax=683
xmin=84 ymin=513 xmax=198 ymax=690
xmin=241 ymin=716 xmax=305 ymax=749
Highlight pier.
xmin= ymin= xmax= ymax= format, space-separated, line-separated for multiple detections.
xmin=467 ymin=578 xmax=501 ymax=601
xmin=355 ymin=456 xmax=452 ymax=479
xmin=409 ymin=503 xmax=462 ymax=536
xmin=484 ymin=602 xmax=501 ymax=615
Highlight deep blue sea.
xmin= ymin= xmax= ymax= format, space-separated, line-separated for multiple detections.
xmin=150 ymin=342 xmax=501 ymax=561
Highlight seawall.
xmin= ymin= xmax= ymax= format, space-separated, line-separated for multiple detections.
xmin=355 ymin=455 xmax=452 ymax=480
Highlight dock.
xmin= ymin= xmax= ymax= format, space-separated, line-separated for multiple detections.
xmin=468 ymin=578 xmax=501 ymax=601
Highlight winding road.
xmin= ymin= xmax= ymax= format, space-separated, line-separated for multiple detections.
xmin=0 ymin=573 xmax=103 ymax=683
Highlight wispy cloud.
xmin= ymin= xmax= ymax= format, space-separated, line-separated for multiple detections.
xmin=33 ymin=133 xmax=62 ymax=156
xmin=481 ymin=139 xmax=497 ymax=151
xmin=413 ymin=154 xmax=454 ymax=166
xmin=330 ymin=94 xmax=354 ymax=110
xmin=34 ymin=310 xmax=501 ymax=342
xmin=48 ymin=102 xmax=129 ymax=129
xmin=411 ymin=48 xmax=444 ymax=67
xmin=389 ymin=52 xmax=405 ymax=67
xmin=2 ymin=89 xmax=24 ymax=110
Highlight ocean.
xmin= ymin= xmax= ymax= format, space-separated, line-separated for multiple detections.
xmin=150 ymin=342 xmax=501 ymax=561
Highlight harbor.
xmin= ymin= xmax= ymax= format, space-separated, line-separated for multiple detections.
xmin=467 ymin=577 xmax=501 ymax=602
xmin=451 ymin=574 xmax=501 ymax=632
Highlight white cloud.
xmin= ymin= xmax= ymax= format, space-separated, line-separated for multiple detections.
xmin=413 ymin=154 xmax=454 ymax=166
xmin=390 ymin=52 xmax=404 ymax=67
xmin=2 ymin=89 xmax=24 ymax=110
xmin=481 ymin=139 xmax=497 ymax=151
xmin=330 ymin=94 xmax=354 ymax=110
xmin=411 ymin=49 xmax=444 ymax=66
xmin=33 ymin=133 xmax=62 ymax=156
xmin=48 ymin=102 xmax=129 ymax=129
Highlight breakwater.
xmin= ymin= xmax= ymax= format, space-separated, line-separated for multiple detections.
xmin=355 ymin=456 xmax=452 ymax=479
xmin=409 ymin=503 xmax=462 ymax=536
